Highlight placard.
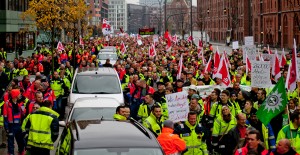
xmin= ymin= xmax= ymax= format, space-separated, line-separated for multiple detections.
xmin=232 ymin=41 xmax=239 ymax=49
xmin=137 ymin=39 xmax=142 ymax=45
xmin=297 ymin=58 xmax=300 ymax=81
xmin=153 ymin=35 xmax=159 ymax=43
xmin=242 ymin=45 xmax=257 ymax=62
xmin=244 ymin=36 xmax=254 ymax=45
xmin=166 ymin=92 xmax=189 ymax=123
xmin=251 ymin=61 xmax=272 ymax=88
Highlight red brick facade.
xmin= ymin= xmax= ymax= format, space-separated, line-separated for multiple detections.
xmin=198 ymin=0 xmax=300 ymax=49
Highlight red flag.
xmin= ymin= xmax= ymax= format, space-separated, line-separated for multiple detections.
xmin=164 ymin=30 xmax=170 ymax=39
xmin=172 ymin=35 xmax=178 ymax=44
xmin=198 ymin=39 xmax=203 ymax=48
xmin=149 ymin=44 xmax=156 ymax=57
xmin=119 ymin=27 xmax=124 ymax=33
xmin=187 ymin=36 xmax=193 ymax=43
xmin=272 ymin=50 xmax=281 ymax=82
xmin=246 ymin=53 xmax=252 ymax=75
xmin=286 ymin=39 xmax=298 ymax=91
xmin=120 ymin=41 xmax=126 ymax=54
xmin=56 ymin=41 xmax=65 ymax=51
xmin=217 ymin=56 xmax=231 ymax=86
xmin=280 ymin=48 xmax=286 ymax=67
xmin=79 ymin=36 xmax=84 ymax=46
xmin=177 ymin=54 xmax=183 ymax=80
xmin=223 ymin=51 xmax=230 ymax=68
xmin=166 ymin=35 xmax=172 ymax=51
xmin=204 ymin=55 xmax=212 ymax=73
xmin=267 ymin=45 xmax=273 ymax=54
xmin=102 ymin=18 xmax=111 ymax=34
xmin=213 ymin=49 xmax=220 ymax=78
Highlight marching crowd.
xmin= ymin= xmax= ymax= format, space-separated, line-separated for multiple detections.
xmin=0 ymin=34 xmax=299 ymax=155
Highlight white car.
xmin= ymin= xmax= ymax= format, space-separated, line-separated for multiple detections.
xmin=68 ymin=67 xmax=124 ymax=106
xmin=97 ymin=51 xmax=118 ymax=66
xmin=60 ymin=97 xmax=121 ymax=126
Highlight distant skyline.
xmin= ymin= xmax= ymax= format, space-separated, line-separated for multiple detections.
xmin=126 ymin=0 xmax=197 ymax=6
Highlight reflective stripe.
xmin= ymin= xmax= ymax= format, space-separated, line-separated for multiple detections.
xmin=8 ymin=120 xmax=20 ymax=123
xmin=268 ymin=136 xmax=275 ymax=139
xmin=29 ymin=129 xmax=51 ymax=134
xmin=270 ymin=146 xmax=276 ymax=149
xmin=27 ymin=139 xmax=53 ymax=147
xmin=211 ymin=143 xmax=218 ymax=146
xmin=238 ymin=148 xmax=242 ymax=155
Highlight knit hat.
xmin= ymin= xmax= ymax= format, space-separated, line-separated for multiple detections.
xmin=191 ymin=94 xmax=200 ymax=100
xmin=163 ymin=120 xmax=174 ymax=129
xmin=10 ymin=89 xmax=20 ymax=99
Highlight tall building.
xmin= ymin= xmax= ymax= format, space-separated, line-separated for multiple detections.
xmin=86 ymin=0 xmax=109 ymax=25
xmin=108 ymin=0 xmax=128 ymax=33
xmin=197 ymin=0 xmax=252 ymax=44
xmin=139 ymin=0 xmax=162 ymax=7
xmin=0 ymin=0 xmax=35 ymax=52
xmin=127 ymin=4 xmax=150 ymax=34
xmin=253 ymin=0 xmax=300 ymax=49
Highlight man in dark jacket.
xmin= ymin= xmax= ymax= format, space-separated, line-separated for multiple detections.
xmin=227 ymin=113 xmax=248 ymax=154
xmin=0 ymin=66 xmax=8 ymax=97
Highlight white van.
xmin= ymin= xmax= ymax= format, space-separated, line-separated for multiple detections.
xmin=97 ymin=51 xmax=118 ymax=66
xmin=68 ymin=67 xmax=124 ymax=107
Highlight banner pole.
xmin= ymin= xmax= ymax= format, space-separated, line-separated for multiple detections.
xmin=286 ymin=105 xmax=293 ymax=144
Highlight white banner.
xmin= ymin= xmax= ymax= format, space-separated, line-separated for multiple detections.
xmin=297 ymin=58 xmax=300 ymax=81
xmin=137 ymin=39 xmax=143 ymax=45
xmin=251 ymin=61 xmax=272 ymax=88
xmin=244 ymin=36 xmax=254 ymax=45
xmin=166 ymin=92 xmax=189 ymax=123
xmin=242 ymin=45 xmax=257 ymax=62
xmin=232 ymin=41 xmax=239 ymax=49
xmin=261 ymin=54 xmax=275 ymax=67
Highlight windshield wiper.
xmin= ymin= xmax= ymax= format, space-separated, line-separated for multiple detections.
xmin=90 ymin=92 xmax=111 ymax=94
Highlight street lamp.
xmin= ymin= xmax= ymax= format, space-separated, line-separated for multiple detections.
xmin=207 ymin=9 xmax=210 ymax=14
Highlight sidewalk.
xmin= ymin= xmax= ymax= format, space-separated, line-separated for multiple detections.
xmin=7 ymin=50 xmax=35 ymax=61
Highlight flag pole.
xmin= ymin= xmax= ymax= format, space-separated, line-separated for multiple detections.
xmin=285 ymin=105 xmax=294 ymax=144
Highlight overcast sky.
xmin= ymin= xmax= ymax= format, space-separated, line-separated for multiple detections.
xmin=127 ymin=0 xmax=197 ymax=6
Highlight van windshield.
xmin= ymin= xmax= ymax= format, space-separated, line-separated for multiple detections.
xmin=72 ymin=75 xmax=121 ymax=94
xmin=75 ymin=148 xmax=164 ymax=155
xmin=97 ymin=53 xmax=118 ymax=60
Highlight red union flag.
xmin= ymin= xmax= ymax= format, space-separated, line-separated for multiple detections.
xmin=149 ymin=44 xmax=156 ymax=57
xmin=272 ymin=50 xmax=281 ymax=82
xmin=102 ymin=18 xmax=111 ymax=35
xmin=172 ymin=35 xmax=178 ymax=43
xmin=280 ymin=48 xmax=286 ymax=67
xmin=187 ymin=36 xmax=193 ymax=43
xmin=246 ymin=53 xmax=252 ymax=75
xmin=120 ymin=41 xmax=126 ymax=55
xmin=56 ymin=41 xmax=65 ymax=51
xmin=217 ymin=56 xmax=231 ymax=86
xmin=286 ymin=39 xmax=298 ymax=91
xmin=213 ymin=49 xmax=220 ymax=78
xmin=79 ymin=36 xmax=84 ymax=46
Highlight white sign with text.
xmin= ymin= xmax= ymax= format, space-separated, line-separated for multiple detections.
xmin=232 ymin=41 xmax=239 ymax=49
xmin=244 ymin=36 xmax=254 ymax=45
xmin=242 ymin=45 xmax=257 ymax=62
xmin=251 ymin=61 xmax=272 ymax=88
xmin=166 ymin=92 xmax=189 ymax=123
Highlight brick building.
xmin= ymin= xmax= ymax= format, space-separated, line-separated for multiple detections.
xmin=252 ymin=0 xmax=300 ymax=49
xmin=197 ymin=0 xmax=252 ymax=44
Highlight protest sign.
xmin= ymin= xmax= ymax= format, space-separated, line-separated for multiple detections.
xmin=166 ymin=92 xmax=189 ymax=122
xmin=137 ymin=39 xmax=143 ymax=45
xmin=232 ymin=41 xmax=239 ymax=49
xmin=297 ymin=58 xmax=300 ymax=81
xmin=251 ymin=61 xmax=272 ymax=88
xmin=244 ymin=36 xmax=254 ymax=45
xmin=153 ymin=35 xmax=159 ymax=43
xmin=242 ymin=45 xmax=257 ymax=62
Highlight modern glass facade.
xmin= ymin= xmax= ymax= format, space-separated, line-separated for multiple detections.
xmin=0 ymin=0 xmax=35 ymax=52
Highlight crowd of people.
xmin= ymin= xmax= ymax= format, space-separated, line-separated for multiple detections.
xmin=0 ymin=34 xmax=299 ymax=155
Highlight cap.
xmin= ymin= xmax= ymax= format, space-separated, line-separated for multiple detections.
xmin=163 ymin=120 xmax=174 ymax=129
xmin=10 ymin=89 xmax=20 ymax=99
xmin=191 ymin=94 xmax=200 ymax=100
xmin=156 ymin=82 xmax=165 ymax=86
xmin=189 ymin=85 xmax=197 ymax=91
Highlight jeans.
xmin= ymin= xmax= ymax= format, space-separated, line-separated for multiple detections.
xmin=130 ymin=98 xmax=141 ymax=120
xmin=7 ymin=124 xmax=25 ymax=155
xmin=53 ymin=96 xmax=62 ymax=113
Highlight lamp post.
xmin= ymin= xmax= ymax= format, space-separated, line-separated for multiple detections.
xmin=190 ymin=0 xmax=193 ymax=44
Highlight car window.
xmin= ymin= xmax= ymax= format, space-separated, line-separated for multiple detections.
xmin=72 ymin=75 xmax=121 ymax=94
xmin=75 ymin=148 xmax=163 ymax=155
xmin=70 ymin=107 xmax=115 ymax=120
xmin=97 ymin=53 xmax=118 ymax=60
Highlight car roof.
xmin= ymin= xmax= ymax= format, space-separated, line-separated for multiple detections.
xmin=104 ymin=46 xmax=116 ymax=49
xmin=73 ymin=97 xmax=121 ymax=108
xmin=76 ymin=67 xmax=117 ymax=76
xmin=73 ymin=119 xmax=159 ymax=149
xmin=100 ymin=48 xmax=115 ymax=52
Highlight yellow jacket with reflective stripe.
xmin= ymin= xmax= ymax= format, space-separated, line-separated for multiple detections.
xmin=0 ymin=101 xmax=4 ymax=127
xmin=212 ymin=115 xmax=236 ymax=140
xmin=26 ymin=107 xmax=59 ymax=150
xmin=176 ymin=121 xmax=208 ymax=155
xmin=143 ymin=113 xmax=164 ymax=136
xmin=57 ymin=128 xmax=71 ymax=155
xmin=113 ymin=114 xmax=127 ymax=121
xmin=277 ymin=122 xmax=300 ymax=153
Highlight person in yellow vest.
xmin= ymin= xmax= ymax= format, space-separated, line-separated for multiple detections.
xmin=137 ymin=94 xmax=161 ymax=123
xmin=211 ymin=106 xmax=237 ymax=155
xmin=143 ymin=105 xmax=165 ymax=137
xmin=253 ymin=89 xmax=267 ymax=110
xmin=113 ymin=105 xmax=127 ymax=121
xmin=24 ymin=100 xmax=59 ymax=155
xmin=50 ymin=71 xmax=67 ymax=119
xmin=0 ymin=48 xmax=7 ymax=60
xmin=0 ymin=100 xmax=6 ymax=148
xmin=174 ymin=111 xmax=208 ymax=155
xmin=13 ymin=62 xmax=28 ymax=78
xmin=189 ymin=94 xmax=204 ymax=124
xmin=277 ymin=111 xmax=300 ymax=153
